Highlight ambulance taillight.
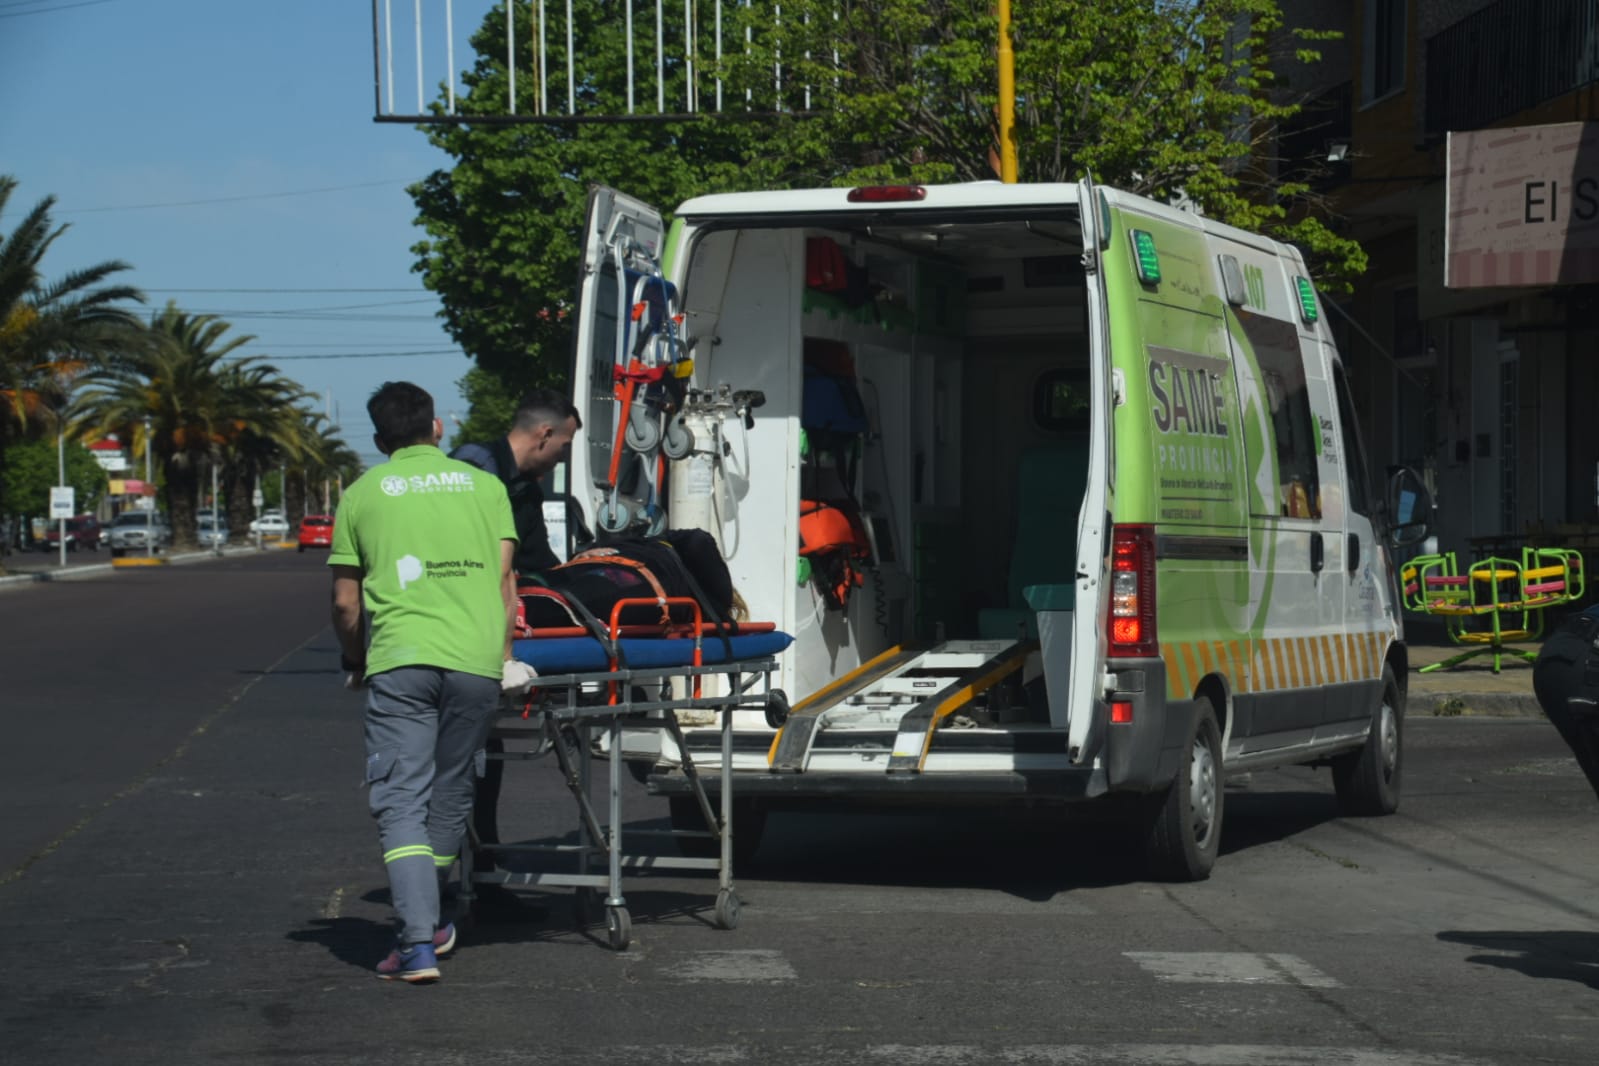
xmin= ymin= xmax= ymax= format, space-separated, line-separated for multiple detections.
xmin=1107 ymin=524 xmax=1158 ymax=658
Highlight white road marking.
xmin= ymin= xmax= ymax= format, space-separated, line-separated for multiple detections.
xmin=864 ymin=1045 xmax=1483 ymax=1065
xmin=662 ymin=949 xmax=798 ymax=982
xmin=1125 ymin=951 xmax=1341 ymax=988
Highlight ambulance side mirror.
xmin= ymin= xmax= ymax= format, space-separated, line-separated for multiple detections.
xmin=1385 ymin=467 xmax=1433 ymax=549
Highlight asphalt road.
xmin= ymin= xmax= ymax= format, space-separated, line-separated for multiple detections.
xmin=2 ymin=552 xmax=1598 ymax=1065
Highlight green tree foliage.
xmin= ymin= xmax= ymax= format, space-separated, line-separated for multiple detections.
xmin=0 ymin=435 xmax=107 ymax=517
xmin=73 ymin=304 xmax=319 ymax=547
xmin=445 ymin=366 xmax=520 ymax=449
xmin=412 ymin=0 xmax=1363 ymax=398
xmin=0 ymin=175 xmax=144 ymax=542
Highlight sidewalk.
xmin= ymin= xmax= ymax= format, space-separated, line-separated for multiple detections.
xmin=1404 ymin=617 xmax=1543 ymax=718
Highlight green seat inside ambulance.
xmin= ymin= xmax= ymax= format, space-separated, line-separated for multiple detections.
xmin=977 ymin=440 xmax=1089 ymax=640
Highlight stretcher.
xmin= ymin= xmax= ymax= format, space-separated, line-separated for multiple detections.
xmin=462 ymin=596 xmax=791 ymax=950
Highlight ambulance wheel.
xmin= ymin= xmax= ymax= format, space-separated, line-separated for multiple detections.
xmin=713 ymin=888 xmax=741 ymax=931
xmin=670 ymin=796 xmax=766 ymax=865
xmin=662 ymin=417 xmax=693 ymax=460
xmin=606 ymin=906 xmax=632 ymax=951
xmin=1333 ymin=664 xmax=1403 ymax=816
xmin=1143 ymin=696 xmax=1223 ymax=882
xmin=624 ymin=414 xmax=661 ymax=453
xmin=574 ymin=886 xmax=602 ymax=925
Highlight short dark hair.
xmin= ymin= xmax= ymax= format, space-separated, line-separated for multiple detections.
xmin=511 ymin=387 xmax=582 ymax=433
xmin=367 ymin=381 xmax=436 ymax=451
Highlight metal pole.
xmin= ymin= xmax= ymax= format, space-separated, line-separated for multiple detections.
xmin=384 ymin=0 xmax=396 ymax=115
xmin=507 ymin=0 xmax=517 ymax=114
xmin=57 ymin=424 xmax=66 ymax=569
xmin=447 ymin=0 xmax=457 ymax=113
xmin=626 ymin=0 xmax=635 ymax=114
xmin=566 ymin=0 xmax=575 ymax=114
xmin=211 ymin=460 xmax=221 ymax=556
xmin=143 ymin=416 xmax=153 ymax=558
xmin=997 ymin=0 xmax=1017 ymax=183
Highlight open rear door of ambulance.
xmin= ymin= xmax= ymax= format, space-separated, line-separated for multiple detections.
xmin=1064 ymin=176 xmax=1116 ymax=765
xmin=569 ymin=186 xmax=668 ymax=538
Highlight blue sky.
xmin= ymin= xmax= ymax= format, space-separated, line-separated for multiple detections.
xmin=1 ymin=0 xmax=499 ymax=468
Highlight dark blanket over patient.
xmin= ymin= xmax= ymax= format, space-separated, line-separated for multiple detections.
xmin=522 ymin=528 xmax=735 ymax=630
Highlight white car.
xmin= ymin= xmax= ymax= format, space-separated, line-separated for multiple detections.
xmin=197 ymin=516 xmax=230 ymax=548
xmin=250 ymin=511 xmax=290 ymax=537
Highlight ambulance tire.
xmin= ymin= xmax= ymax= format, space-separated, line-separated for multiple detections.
xmin=1332 ymin=664 xmax=1403 ymax=816
xmin=670 ymin=795 xmax=766 ymax=866
xmin=1143 ymin=697 xmax=1223 ymax=882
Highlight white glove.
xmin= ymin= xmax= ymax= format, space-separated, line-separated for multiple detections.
xmin=501 ymin=658 xmax=539 ymax=696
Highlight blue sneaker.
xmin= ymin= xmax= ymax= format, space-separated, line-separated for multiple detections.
xmin=434 ymin=922 xmax=456 ymax=956
xmin=375 ymin=941 xmax=440 ymax=983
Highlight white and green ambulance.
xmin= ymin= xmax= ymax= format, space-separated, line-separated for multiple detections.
xmin=564 ymin=179 xmax=1434 ymax=881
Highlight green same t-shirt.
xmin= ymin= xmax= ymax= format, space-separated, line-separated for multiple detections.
xmin=329 ymin=444 xmax=518 ymax=680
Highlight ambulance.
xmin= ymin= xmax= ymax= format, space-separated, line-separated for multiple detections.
xmin=562 ymin=179 xmax=1434 ymax=881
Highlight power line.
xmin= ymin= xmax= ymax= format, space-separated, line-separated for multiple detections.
xmin=58 ymin=179 xmax=412 ymax=214
xmin=0 ymin=0 xmax=117 ymax=19
xmin=224 ymin=349 xmax=463 ymax=361
xmin=140 ymin=287 xmax=424 ymax=294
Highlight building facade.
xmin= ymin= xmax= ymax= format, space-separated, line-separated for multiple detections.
xmin=1277 ymin=0 xmax=1599 ymax=559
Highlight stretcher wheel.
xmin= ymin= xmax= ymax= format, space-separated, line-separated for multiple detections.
xmin=713 ymin=888 xmax=740 ymax=931
xmin=662 ymin=416 xmax=694 ymax=460
xmin=596 ymin=498 xmax=634 ymax=533
xmin=764 ymin=689 xmax=790 ymax=729
xmin=625 ymin=412 xmax=661 ymax=453
xmin=642 ymin=503 xmax=668 ymax=537
xmin=606 ymin=906 xmax=632 ymax=950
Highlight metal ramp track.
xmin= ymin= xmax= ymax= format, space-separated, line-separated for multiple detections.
xmin=768 ymin=640 xmax=1031 ymax=773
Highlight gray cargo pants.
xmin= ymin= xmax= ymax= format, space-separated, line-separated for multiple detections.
xmin=364 ymin=666 xmax=499 ymax=945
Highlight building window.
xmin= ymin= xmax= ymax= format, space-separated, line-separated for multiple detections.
xmin=1363 ymin=0 xmax=1406 ymax=103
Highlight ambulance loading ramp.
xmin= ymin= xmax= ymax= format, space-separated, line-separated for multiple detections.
xmin=768 ymin=639 xmax=1034 ymax=774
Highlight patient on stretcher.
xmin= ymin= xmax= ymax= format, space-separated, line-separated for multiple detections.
xmin=519 ymin=528 xmax=746 ymax=633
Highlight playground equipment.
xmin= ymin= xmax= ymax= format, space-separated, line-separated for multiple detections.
xmin=1401 ymin=548 xmax=1585 ymax=673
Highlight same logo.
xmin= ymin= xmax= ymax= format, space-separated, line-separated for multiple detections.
xmin=380 ymin=475 xmax=408 ymax=497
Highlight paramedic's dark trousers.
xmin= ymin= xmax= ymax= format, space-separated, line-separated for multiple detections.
xmin=364 ymin=667 xmax=499 ymax=945
xmin=1533 ymin=606 xmax=1599 ymax=803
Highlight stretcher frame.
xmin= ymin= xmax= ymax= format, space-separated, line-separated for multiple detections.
xmin=461 ymin=595 xmax=780 ymax=951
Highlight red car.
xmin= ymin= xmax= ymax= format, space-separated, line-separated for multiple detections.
xmin=297 ymin=514 xmax=334 ymax=552
xmin=45 ymin=514 xmax=102 ymax=552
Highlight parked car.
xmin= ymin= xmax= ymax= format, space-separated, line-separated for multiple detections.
xmin=197 ymin=515 xmax=230 ymax=549
xmin=107 ymin=511 xmax=173 ymax=556
xmin=44 ymin=514 xmax=102 ymax=552
xmin=250 ymin=510 xmax=290 ymax=538
xmin=297 ymin=514 xmax=334 ymax=552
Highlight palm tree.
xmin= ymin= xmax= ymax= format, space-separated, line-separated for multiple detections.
xmin=218 ymin=367 xmax=320 ymax=534
xmin=0 ymin=175 xmax=144 ymax=556
xmin=73 ymin=303 xmax=307 ymax=548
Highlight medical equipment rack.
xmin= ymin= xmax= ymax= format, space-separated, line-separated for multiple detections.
xmin=461 ymin=655 xmax=779 ymax=951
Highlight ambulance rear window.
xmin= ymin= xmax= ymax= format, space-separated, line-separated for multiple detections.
xmin=1033 ymin=369 xmax=1090 ymax=433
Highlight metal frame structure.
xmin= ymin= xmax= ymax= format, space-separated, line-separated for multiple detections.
xmin=461 ymin=656 xmax=778 ymax=949
xmin=370 ymin=0 xmax=829 ymax=124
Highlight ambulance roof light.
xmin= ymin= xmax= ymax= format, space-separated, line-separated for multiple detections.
xmin=847 ymin=185 xmax=928 ymax=203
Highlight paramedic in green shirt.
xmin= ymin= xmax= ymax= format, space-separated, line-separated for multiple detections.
xmin=329 ymin=381 xmax=521 ymax=983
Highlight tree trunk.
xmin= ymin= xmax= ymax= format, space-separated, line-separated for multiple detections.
xmin=284 ymin=471 xmax=306 ymax=527
xmin=224 ymin=464 xmax=254 ymax=537
xmin=165 ymin=459 xmax=199 ymax=551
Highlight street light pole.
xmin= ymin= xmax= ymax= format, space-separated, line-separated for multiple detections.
xmin=142 ymin=416 xmax=153 ymax=558
xmin=56 ymin=422 xmax=66 ymax=569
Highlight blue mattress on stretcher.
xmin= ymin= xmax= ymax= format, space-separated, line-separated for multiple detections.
xmin=513 ymin=631 xmax=793 ymax=675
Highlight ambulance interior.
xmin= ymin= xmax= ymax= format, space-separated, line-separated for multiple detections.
xmin=589 ymin=211 xmax=1096 ymax=728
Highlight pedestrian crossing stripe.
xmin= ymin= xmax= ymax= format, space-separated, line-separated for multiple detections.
xmin=1124 ymin=951 xmax=1342 ymax=988
xmin=1165 ymin=630 xmax=1393 ymax=699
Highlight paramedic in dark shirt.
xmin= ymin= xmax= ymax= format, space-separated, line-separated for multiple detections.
xmin=450 ymin=388 xmax=581 ymax=577
xmin=449 ymin=387 xmax=580 ymax=872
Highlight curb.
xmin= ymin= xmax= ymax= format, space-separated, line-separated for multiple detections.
xmin=1410 ymin=689 xmax=1543 ymax=718
xmin=0 ymin=546 xmax=260 ymax=591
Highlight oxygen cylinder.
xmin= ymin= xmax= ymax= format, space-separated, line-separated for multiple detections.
xmin=668 ymin=408 xmax=725 ymax=550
